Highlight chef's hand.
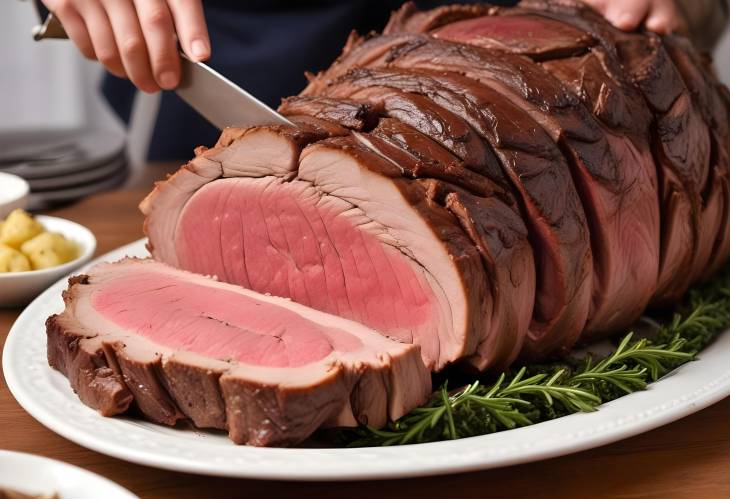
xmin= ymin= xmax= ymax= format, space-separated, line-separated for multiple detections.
xmin=581 ymin=0 xmax=688 ymax=34
xmin=41 ymin=0 xmax=210 ymax=92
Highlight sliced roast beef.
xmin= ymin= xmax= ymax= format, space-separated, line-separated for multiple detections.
xmin=390 ymin=1 xmax=710 ymax=305
xmin=494 ymin=0 xmax=719 ymax=304
xmin=50 ymin=3 xmax=730 ymax=448
xmin=335 ymin=35 xmax=660 ymax=337
xmin=47 ymin=259 xmax=430 ymax=446
xmin=143 ymin=130 xmax=488 ymax=371
xmin=318 ymin=67 xmax=592 ymax=358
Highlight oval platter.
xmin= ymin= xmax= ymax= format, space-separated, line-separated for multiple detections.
xmin=4 ymin=239 xmax=730 ymax=481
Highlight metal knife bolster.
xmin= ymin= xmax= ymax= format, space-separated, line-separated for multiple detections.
xmin=31 ymin=9 xmax=292 ymax=130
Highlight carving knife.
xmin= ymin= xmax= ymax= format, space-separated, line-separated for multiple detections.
xmin=31 ymin=7 xmax=293 ymax=130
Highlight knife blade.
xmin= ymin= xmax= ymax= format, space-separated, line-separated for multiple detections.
xmin=32 ymin=11 xmax=292 ymax=130
xmin=176 ymin=54 xmax=292 ymax=129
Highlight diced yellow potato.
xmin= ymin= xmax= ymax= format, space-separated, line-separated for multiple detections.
xmin=0 ymin=209 xmax=44 ymax=248
xmin=21 ymin=232 xmax=79 ymax=270
xmin=0 ymin=243 xmax=31 ymax=272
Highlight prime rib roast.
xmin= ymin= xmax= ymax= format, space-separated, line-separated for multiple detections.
xmin=48 ymin=0 xmax=730 ymax=446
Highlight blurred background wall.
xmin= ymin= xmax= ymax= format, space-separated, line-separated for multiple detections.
xmin=0 ymin=1 xmax=158 ymax=175
xmin=1 ymin=1 xmax=729 ymax=175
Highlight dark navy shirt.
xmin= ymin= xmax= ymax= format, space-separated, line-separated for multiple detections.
xmin=103 ymin=1 xmax=517 ymax=160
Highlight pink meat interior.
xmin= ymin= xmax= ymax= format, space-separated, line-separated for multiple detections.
xmin=434 ymin=15 xmax=590 ymax=51
xmin=174 ymin=177 xmax=436 ymax=345
xmin=91 ymin=272 xmax=363 ymax=368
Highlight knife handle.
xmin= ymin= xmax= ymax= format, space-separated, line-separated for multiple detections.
xmin=32 ymin=0 xmax=68 ymax=41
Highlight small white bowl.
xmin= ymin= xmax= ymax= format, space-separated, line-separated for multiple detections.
xmin=0 ymin=450 xmax=137 ymax=499
xmin=0 ymin=215 xmax=96 ymax=307
xmin=0 ymin=172 xmax=30 ymax=218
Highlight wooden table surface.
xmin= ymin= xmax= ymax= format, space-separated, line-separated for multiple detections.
xmin=2 ymin=163 xmax=730 ymax=499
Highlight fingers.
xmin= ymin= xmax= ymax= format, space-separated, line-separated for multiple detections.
xmin=168 ymin=0 xmax=210 ymax=61
xmin=581 ymin=0 xmax=687 ymax=34
xmin=42 ymin=0 xmax=95 ymax=60
xmin=75 ymin=1 xmax=125 ymax=77
xmin=45 ymin=0 xmax=194 ymax=91
xmin=100 ymin=0 xmax=159 ymax=92
xmin=645 ymin=0 xmax=686 ymax=34
xmin=606 ymin=0 xmax=651 ymax=31
xmin=133 ymin=0 xmax=180 ymax=89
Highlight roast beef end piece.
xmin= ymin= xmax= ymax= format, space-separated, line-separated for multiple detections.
xmin=48 ymin=259 xmax=431 ymax=446
xmin=164 ymin=134 xmax=488 ymax=370
xmin=140 ymin=120 xmax=345 ymax=266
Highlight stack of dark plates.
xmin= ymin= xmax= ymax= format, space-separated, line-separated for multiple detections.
xmin=0 ymin=128 xmax=128 ymax=210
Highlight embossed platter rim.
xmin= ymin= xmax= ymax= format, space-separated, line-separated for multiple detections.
xmin=4 ymin=239 xmax=730 ymax=481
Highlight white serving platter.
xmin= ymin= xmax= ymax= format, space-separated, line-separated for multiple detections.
xmin=4 ymin=239 xmax=730 ymax=481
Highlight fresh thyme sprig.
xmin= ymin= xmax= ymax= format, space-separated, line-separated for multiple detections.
xmin=337 ymin=268 xmax=730 ymax=447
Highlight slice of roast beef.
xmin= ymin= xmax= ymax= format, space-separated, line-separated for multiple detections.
xmin=307 ymin=83 xmax=503 ymax=182
xmin=354 ymin=118 xmax=500 ymax=197
xmin=303 ymin=32 xmax=418 ymax=96
xmin=350 ymin=122 xmax=534 ymax=369
xmin=143 ymin=130 xmax=488 ymax=371
xmin=707 ymin=87 xmax=730 ymax=276
xmin=660 ymin=37 xmax=726 ymax=285
xmin=421 ymin=179 xmax=536 ymax=370
xmin=383 ymin=2 xmax=496 ymax=36
xmin=433 ymin=12 xmax=595 ymax=61
xmin=541 ymin=46 xmax=651 ymax=138
xmin=47 ymin=259 xmax=431 ymax=446
xmin=284 ymin=114 xmax=351 ymax=137
xmin=282 ymin=95 xmax=506 ymax=199
xmin=662 ymin=35 xmax=730 ymax=280
xmin=319 ymin=67 xmax=592 ymax=359
xmin=278 ymin=96 xmax=379 ymax=131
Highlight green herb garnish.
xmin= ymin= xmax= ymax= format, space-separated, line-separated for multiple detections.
xmin=337 ymin=268 xmax=730 ymax=447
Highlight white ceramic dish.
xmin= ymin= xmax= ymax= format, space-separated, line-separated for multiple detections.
xmin=4 ymin=239 xmax=730 ymax=481
xmin=0 ymin=172 xmax=30 ymax=218
xmin=0 ymin=215 xmax=96 ymax=307
xmin=0 ymin=450 xmax=137 ymax=499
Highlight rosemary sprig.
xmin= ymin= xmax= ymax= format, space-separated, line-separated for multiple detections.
xmin=337 ymin=268 xmax=730 ymax=447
